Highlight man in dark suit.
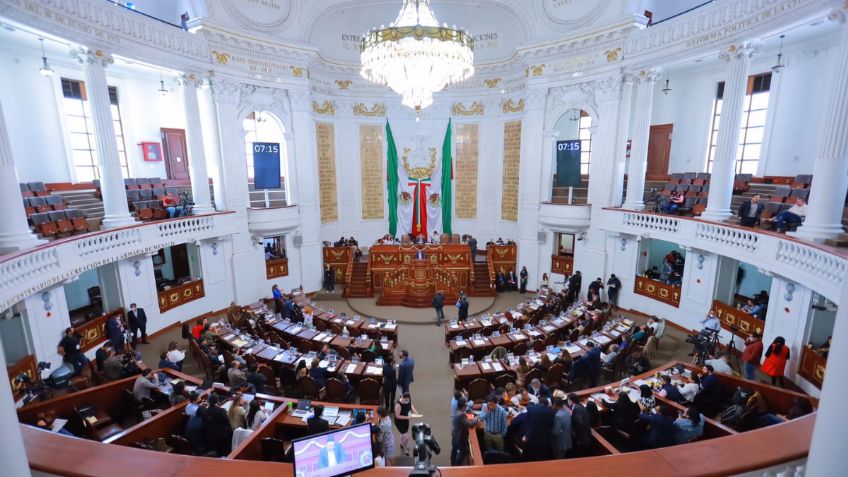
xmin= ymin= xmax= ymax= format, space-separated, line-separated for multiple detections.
xmin=306 ymin=405 xmax=330 ymax=436
xmin=568 ymin=271 xmax=582 ymax=303
xmin=567 ymin=393 xmax=591 ymax=456
xmin=551 ymin=397 xmax=573 ymax=458
xmin=522 ymin=398 xmax=556 ymax=461
xmin=397 ymin=350 xmax=415 ymax=394
xmin=127 ymin=303 xmax=149 ymax=345
xmin=606 ymin=274 xmax=622 ymax=308
xmin=105 ymin=314 xmax=126 ymax=352
xmin=457 ymin=295 xmax=469 ymax=322
xmin=527 ymin=378 xmax=551 ymax=399
xmin=468 ymin=236 xmax=477 ymax=262
xmin=382 ymin=355 xmax=397 ymax=410
xmin=199 ymin=394 xmax=232 ymax=456
xmin=738 ymin=193 xmax=764 ymax=227
xmin=432 ymin=291 xmax=445 ymax=325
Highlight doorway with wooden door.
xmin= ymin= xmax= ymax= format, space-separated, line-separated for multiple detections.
xmin=646 ymin=124 xmax=673 ymax=181
xmin=161 ymin=128 xmax=190 ymax=181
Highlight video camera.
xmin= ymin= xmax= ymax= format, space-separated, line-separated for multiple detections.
xmin=410 ymin=422 xmax=441 ymax=477
xmin=686 ymin=329 xmax=719 ymax=366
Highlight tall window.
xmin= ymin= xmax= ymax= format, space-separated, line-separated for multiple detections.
xmin=243 ymin=111 xmax=285 ymax=181
xmin=60 ymin=78 xmax=130 ymax=182
xmin=706 ymin=72 xmax=771 ymax=175
xmin=578 ymin=111 xmax=592 ymax=175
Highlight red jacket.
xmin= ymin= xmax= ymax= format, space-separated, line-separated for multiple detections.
xmin=741 ymin=339 xmax=763 ymax=364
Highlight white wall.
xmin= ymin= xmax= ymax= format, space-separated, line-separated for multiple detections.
xmin=650 ymin=33 xmax=840 ymax=176
xmin=0 ymin=36 xmax=186 ymax=184
xmin=62 ymin=269 xmax=100 ymax=311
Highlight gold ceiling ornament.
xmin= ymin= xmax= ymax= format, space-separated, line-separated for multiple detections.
xmin=335 ymin=79 xmax=353 ymax=90
xmin=451 ymin=101 xmax=485 ymax=116
xmin=312 ymin=100 xmax=336 ymax=116
xmin=212 ymin=50 xmax=230 ymax=64
xmin=402 ymin=147 xmax=437 ymax=180
xmin=502 ymin=99 xmax=525 ymax=114
xmin=360 ymin=0 xmax=475 ymax=111
xmin=353 ymin=102 xmax=387 ymax=117
xmin=605 ymin=47 xmax=622 ymax=62
xmin=526 ymin=64 xmax=545 ymax=77
xmin=483 ymin=78 xmax=502 ymax=88
xmin=290 ymin=66 xmax=306 ymax=77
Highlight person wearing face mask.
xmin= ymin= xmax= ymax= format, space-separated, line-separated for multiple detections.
xmin=700 ymin=310 xmax=720 ymax=334
xmin=394 ymin=392 xmax=420 ymax=456
xmin=127 ymin=303 xmax=149 ymax=345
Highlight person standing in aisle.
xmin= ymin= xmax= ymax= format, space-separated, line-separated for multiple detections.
xmin=762 ymin=336 xmax=790 ymax=387
xmin=397 ymin=350 xmax=415 ymax=394
xmin=432 ymin=291 xmax=445 ymax=325
xmin=127 ymin=303 xmax=149 ymax=345
xmin=606 ymin=274 xmax=622 ymax=308
xmin=457 ymin=294 xmax=469 ymax=322
xmin=519 ymin=266 xmax=529 ymax=294
xmin=741 ymin=332 xmax=764 ymax=381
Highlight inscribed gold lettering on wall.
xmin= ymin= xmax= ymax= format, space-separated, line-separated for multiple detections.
xmin=360 ymin=124 xmax=385 ymax=220
xmin=315 ymin=122 xmax=338 ymax=223
xmin=454 ymin=124 xmax=479 ymax=219
xmin=501 ymin=121 xmax=522 ymax=221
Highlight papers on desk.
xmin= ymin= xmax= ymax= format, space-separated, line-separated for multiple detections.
xmin=542 ymin=325 xmax=555 ymax=332
xmin=449 ymin=324 xmax=460 ymax=329
xmin=335 ymin=411 xmax=352 ymax=427
xmin=222 ymin=334 xmax=235 ymax=341
xmin=345 ymin=363 xmax=358 ymax=374
xmin=566 ymin=345 xmax=583 ymax=355
xmin=480 ymin=362 xmax=492 ymax=371
xmin=288 ymin=325 xmax=304 ymax=335
xmin=365 ymin=366 xmax=382 ymax=375
xmin=264 ymin=401 xmax=275 ymax=412
xmin=314 ymin=332 xmax=327 ymax=342
xmin=615 ymin=324 xmax=630 ymax=333
xmin=318 ymin=360 xmax=330 ymax=369
xmin=243 ymin=394 xmax=256 ymax=403
xmin=509 ymin=333 xmax=527 ymax=341
xmin=384 ymin=323 xmax=397 ymax=330
xmin=273 ymin=352 xmax=290 ymax=362
xmin=323 ymin=407 xmax=340 ymax=419
xmin=50 ymin=418 xmax=68 ymax=433
xmin=455 ymin=339 xmax=467 ymax=346
xmin=472 ymin=339 xmax=486 ymax=346
xmin=291 ymin=409 xmax=309 ymax=418
xmin=221 ymin=400 xmax=234 ymax=411
xmin=590 ymin=393 xmax=610 ymax=403
xmin=596 ymin=335 xmax=612 ymax=345
xmin=185 ymin=385 xmax=198 ymax=393
xmin=480 ymin=320 xmax=492 ymax=327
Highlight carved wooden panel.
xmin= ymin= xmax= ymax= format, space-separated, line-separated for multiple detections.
xmin=634 ymin=275 xmax=680 ymax=308
xmin=158 ymin=280 xmax=205 ymax=313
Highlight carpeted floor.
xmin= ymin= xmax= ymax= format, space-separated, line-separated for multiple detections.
xmin=346 ymin=296 xmax=496 ymax=324
xmin=137 ymin=295 xmax=744 ymax=467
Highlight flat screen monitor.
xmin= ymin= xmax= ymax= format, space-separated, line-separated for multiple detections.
xmin=292 ymin=423 xmax=374 ymax=477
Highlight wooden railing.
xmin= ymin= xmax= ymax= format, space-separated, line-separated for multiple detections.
xmin=264 ymin=258 xmax=288 ymax=279
xmin=633 ymin=275 xmax=681 ymax=308
xmin=711 ymin=300 xmax=765 ymax=339
xmin=157 ymin=279 xmax=205 ymax=313
xmin=551 ymin=254 xmax=574 ymax=275
xmin=78 ymin=307 xmax=126 ymax=352
xmin=798 ymin=346 xmax=827 ymax=389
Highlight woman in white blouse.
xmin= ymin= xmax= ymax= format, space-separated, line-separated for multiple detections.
xmin=246 ymin=399 xmax=270 ymax=430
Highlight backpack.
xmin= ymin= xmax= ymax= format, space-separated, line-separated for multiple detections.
xmin=720 ymin=404 xmax=746 ymax=425
xmin=730 ymin=387 xmax=753 ymax=406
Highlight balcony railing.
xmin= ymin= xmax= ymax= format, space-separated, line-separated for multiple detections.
xmin=601 ymin=208 xmax=848 ymax=305
xmin=0 ymin=212 xmax=237 ymax=312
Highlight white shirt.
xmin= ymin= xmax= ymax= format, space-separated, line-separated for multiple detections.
xmin=679 ymin=383 xmax=701 ymax=402
xmin=167 ymin=349 xmax=186 ymax=363
xmin=705 ymin=358 xmax=733 ymax=375
xmin=511 ymin=394 xmax=538 ymax=407
xmin=249 ymin=409 xmax=269 ymax=430
xmin=787 ymin=204 xmax=807 ymax=218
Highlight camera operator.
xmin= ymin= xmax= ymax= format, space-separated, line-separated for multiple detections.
xmin=57 ymin=327 xmax=89 ymax=376
xmin=699 ymin=310 xmax=721 ymax=335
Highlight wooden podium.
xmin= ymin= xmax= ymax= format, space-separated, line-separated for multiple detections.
xmin=370 ymin=245 xmax=471 ymax=307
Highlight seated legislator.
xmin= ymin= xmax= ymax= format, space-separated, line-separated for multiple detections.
xmin=768 ymin=197 xmax=807 ymax=232
xmin=307 ymin=405 xmax=330 ymax=436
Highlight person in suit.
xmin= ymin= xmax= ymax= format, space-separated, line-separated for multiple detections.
xmin=527 ymin=378 xmax=551 ymax=399
xmin=105 ymin=315 xmax=126 ymax=352
xmin=468 ymin=236 xmax=477 ymax=263
xmin=551 ymin=396 xmax=573 ymax=458
xmin=397 ymin=350 xmax=415 ymax=394
xmin=126 ymin=303 xmax=148 ymax=345
xmin=738 ymin=194 xmax=765 ymax=227
xmin=432 ymin=291 xmax=445 ymax=325
xmin=606 ymin=274 xmax=622 ymax=308
xmin=307 ymin=405 xmax=330 ymax=436
xmin=568 ymin=271 xmax=582 ymax=303
xmin=450 ymin=397 xmax=478 ymax=466
xmin=457 ymin=295 xmax=470 ymax=322
xmin=383 ymin=354 xmax=397 ymax=410
xmin=309 ymin=358 xmax=328 ymax=388
xmin=567 ymin=393 xmax=591 ymax=456
xmin=506 ymin=269 xmax=518 ymax=291
xmin=522 ymin=398 xmax=556 ymax=461
xmin=199 ymin=394 xmax=232 ymax=456
xmin=319 ymin=435 xmax=347 ymax=468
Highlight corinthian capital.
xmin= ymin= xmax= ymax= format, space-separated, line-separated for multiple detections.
xmin=209 ymin=77 xmax=241 ymax=105
xmin=719 ymin=41 xmax=764 ymax=62
xmin=177 ymin=72 xmax=206 ymax=89
xmin=625 ymin=68 xmax=661 ymax=84
xmin=71 ymin=47 xmax=114 ymax=67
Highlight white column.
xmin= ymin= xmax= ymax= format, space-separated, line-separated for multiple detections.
xmin=0 ymin=339 xmax=32 ymax=477
xmin=179 ymin=74 xmax=214 ymax=214
xmin=540 ymin=130 xmax=559 ymax=203
xmin=517 ymin=88 xmax=546 ymax=290
xmin=75 ymin=48 xmax=135 ymax=228
xmin=612 ymin=78 xmax=634 ymax=207
xmin=807 ymin=258 xmax=848 ymax=475
xmin=588 ymin=77 xmax=623 ymax=209
xmin=622 ymin=69 xmax=659 ymax=210
xmin=701 ymin=42 xmax=762 ymax=222
xmin=0 ymin=101 xmax=43 ymax=252
xmin=795 ymin=11 xmax=848 ymax=241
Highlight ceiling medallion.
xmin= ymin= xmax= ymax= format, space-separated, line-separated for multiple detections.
xmin=360 ymin=0 xmax=475 ymax=114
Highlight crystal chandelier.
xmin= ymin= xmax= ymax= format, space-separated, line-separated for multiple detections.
xmin=360 ymin=0 xmax=475 ymax=113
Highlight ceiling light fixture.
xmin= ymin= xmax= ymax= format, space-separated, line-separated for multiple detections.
xmin=360 ymin=0 xmax=475 ymax=115
xmin=157 ymin=72 xmax=169 ymax=96
xmin=662 ymin=71 xmax=672 ymax=95
xmin=38 ymin=38 xmax=54 ymax=77
xmin=771 ymin=34 xmax=786 ymax=73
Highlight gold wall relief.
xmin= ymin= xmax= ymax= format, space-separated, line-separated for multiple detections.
xmin=353 ymin=102 xmax=387 ymax=117
xmin=315 ymin=122 xmax=339 ymax=223
xmin=455 ymin=123 xmax=479 ymax=219
xmin=483 ymin=78 xmax=502 ymax=88
xmin=501 ymin=120 xmax=522 ymax=221
xmin=290 ymin=66 xmax=306 ymax=77
xmin=312 ymin=100 xmax=336 ymax=116
xmin=452 ymin=101 xmax=485 ymax=116
xmin=526 ymin=64 xmax=545 ymax=77
xmin=335 ymin=79 xmax=352 ymax=90
xmin=502 ymin=99 xmax=525 ymax=114
xmin=605 ymin=47 xmax=622 ymax=62
xmin=212 ymin=50 xmax=230 ymax=64
xmin=360 ymin=124 xmax=385 ymax=220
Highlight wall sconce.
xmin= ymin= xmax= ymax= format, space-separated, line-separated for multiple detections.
xmin=132 ymin=260 xmax=141 ymax=276
xmin=784 ymin=282 xmax=795 ymax=302
xmin=41 ymin=291 xmax=53 ymax=311
xmin=696 ymin=254 xmax=705 ymax=270
xmin=619 ymin=238 xmax=627 ymax=251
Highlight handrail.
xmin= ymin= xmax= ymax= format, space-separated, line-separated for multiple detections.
xmin=601 ymin=207 xmax=848 ymax=305
xmin=0 ymin=212 xmax=237 ymax=312
xmin=486 ymin=246 xmax=496 ymax=288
